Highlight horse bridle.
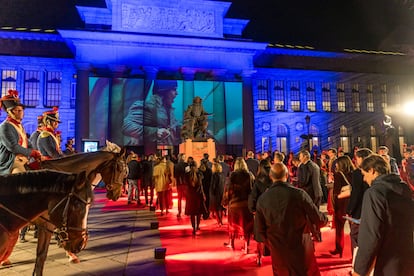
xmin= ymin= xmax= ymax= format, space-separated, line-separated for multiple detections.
xmin=0 ymin=185 xmax=91 ymax=246
xmin=48 ymin=185 xmax=92 ymax=245
xmin=101 ymin=156 xmax=127 ymax=191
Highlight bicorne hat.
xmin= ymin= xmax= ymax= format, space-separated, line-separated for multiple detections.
xmin=0 ymin=90 xmax=24 ymax=112
xmin=43 ymin=107 xmax=61 ymax=123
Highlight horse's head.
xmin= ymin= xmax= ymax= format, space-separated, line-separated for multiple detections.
xmin=48 ymin=171 xmax=92 ymax=253
xmin=99 ymin=144 xmax=128 ymax=201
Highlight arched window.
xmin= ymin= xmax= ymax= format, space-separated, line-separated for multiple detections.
xmin=340 ymin=125 xmax=350 ymax=153
xmin=310 ymin=124 xmax=319 ymax=150
xmin=276 ymin=124 xmax=288 ymax=153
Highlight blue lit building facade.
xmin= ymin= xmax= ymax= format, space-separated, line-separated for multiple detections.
xmin=1 ymin=0 xmax=413 ymax=158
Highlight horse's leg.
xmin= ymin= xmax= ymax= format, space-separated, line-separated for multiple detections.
xmin=65 ymin=250 xmax=80 ymax=263
xmin=0 ymin=230 xmax=18 ymax=266
xmin=33 ymin=220 xmax=53 ymax=276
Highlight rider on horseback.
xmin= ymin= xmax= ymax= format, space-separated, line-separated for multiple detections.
xmin=0 ymin=90 xmax=42 ymax=264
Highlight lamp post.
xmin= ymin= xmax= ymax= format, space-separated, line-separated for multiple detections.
xmin=305 ymin=115 xmax=311 ymax=150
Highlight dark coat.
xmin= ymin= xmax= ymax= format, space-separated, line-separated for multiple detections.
xmin=227 ymin=169 xmax=254 ymax=236
xmin=354 ymin=174 xmax=414 ymax=275
xmin=347 ymin=169 xmax=369 ymax=219
xmin=209 ymin=172 xmax=225 ymax=212
xmin=127 ymin=159 xmax=142 ymax=180
xmin=184 ymin=171 xmax=205 ymax=216
xmin=297 ymin=160 xmax=322 ymax=205
xmin=255 ymin=181 xmax=327 ymax=275
xmin=245 ymin=158 xmax=259 ymax=177
xmin=174 ymin=160 xmax=187 ymax=186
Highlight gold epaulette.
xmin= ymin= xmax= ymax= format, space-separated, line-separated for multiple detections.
xmin=39 ymin=131 xmax=51 ymax=138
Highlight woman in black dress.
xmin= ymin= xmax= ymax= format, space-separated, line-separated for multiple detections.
xmin=209 ymin=162 xmax=225 ymax=226
xmin=185 ymin=160 xmax=206 ymax=235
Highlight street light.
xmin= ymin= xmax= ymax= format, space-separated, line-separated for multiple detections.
xmin=305 ymin=115 xmax=311 ymax=150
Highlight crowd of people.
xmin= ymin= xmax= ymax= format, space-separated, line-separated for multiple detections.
xmin=123 ymin=145 xmax=414 ymax=275
xmin=1 ymin=89 xmax=413 ymax=274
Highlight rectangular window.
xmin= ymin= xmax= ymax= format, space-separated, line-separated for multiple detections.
xmin=322 ymin=82 xmax=331 ymax=112
xmin=352 ymin=84 xmax=360 ymax=112
xmin=23 ymin=70 xmax=40 ymax=107
xmin=70 ymin=82 xmax=76 ymax=108
xmin=290 ymin=81 xmax=301 ymax=111
xmin=366 ymin=84 xmax=374 ymax=112
xmin=306 ymin=82 xmax=316 ymax=111
xmin=273 ymin=80 xmax=285 ymax=111
xmin=1 ymin=69 xmax=17 ymax=97
xmin=44 ymin=71 xmax=62 ymax=107
xmin=337 ymin=83 xmax=346 ymax=112
xmin=381 ymin=84 xmax=387 ymax=110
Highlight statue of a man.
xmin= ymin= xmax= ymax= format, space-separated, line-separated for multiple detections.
xmin=181 ymin=96 xmax=209 ymax=140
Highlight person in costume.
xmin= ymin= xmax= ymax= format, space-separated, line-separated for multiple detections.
xmin=0 ymin=89 xmax=42 ymax=263
xmin=37 ymin=107 xmax=64 ymax=159
xmin=0 ymin=90 xmax=41 ymax=175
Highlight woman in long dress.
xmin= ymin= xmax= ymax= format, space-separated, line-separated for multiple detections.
xmin=224 ymin=157 xmax=254 ymax=254
xmin=209 ymin=162 xmax=225 ymax=226
xmin=185 ymin=160 xmax=206 ymax=235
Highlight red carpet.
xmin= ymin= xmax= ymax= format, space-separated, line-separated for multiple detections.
xmin=157 ymin=196 xmax=353 ymax=276
xmin=101 ymin=190 xmax=353 ymax=275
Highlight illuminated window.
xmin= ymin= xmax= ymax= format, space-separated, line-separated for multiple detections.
xmin=257 ymin=79 xmax=269 ymax=111
xmin=352 ymin=84 xmax=360 ymax=112
xmin=276 ymin=124 xmax=288 ymax=153
xmin=366 ymin=84 xmax=374 ymax=112
xmin=1 ymin=69 xmax=17 ymax=97
xmin=310 ymin=124 xmax=319 ymax=149
xmin=273 ymin=80 xmax=285 ymax=111
xmin=340 ymin=125 xmax=350 ymax=153
xmin=337 ymin=83 xmax=346 ymax=112
xmin=381 ymin=84 xmax=387 ymax=110
xmin=322 ymin=82 xmax=331 ymax=112
xmin=23 ymin=70 xmax=40 ymax=107
xmin=370 ymin=126 xmax=378 ymax=152
xmin=70 ymin=82 xmax=76 ymax=108
xmin=44 ymin=71 xmax=61 ymax=107
xmin=290 ymin=81 xmax=301 ymax=111
xmin=306 ymin=82 xmax=316 ymax=112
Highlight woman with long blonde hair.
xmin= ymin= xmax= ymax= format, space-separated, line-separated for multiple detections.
xmin=223 ymin=157 xmax=254 ymax=253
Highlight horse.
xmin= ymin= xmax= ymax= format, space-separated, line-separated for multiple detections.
xmin=29 ymin=141 xmax=127 ymax=274
xmin=0 ymin=169 xmax=91 ymax=273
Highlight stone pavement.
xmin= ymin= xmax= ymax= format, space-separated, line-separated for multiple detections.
xmin=1 ymin=190 xmax=165 ymax=276
xmin=1 ymin=190 xmax=351 ymax=276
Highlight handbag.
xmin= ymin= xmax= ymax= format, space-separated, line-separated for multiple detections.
xmin=337 ymin=171 xmax=352 ymax=199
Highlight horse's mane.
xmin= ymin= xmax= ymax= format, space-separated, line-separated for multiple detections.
xmin=0 ymin=170 xmax=82 ymax=196
xmin=41 ymin=151 xmax=116 ymax=173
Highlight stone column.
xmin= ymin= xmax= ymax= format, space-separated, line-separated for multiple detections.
xmin=242 ymin=70 xmax=256 ymax=153
xmin=74 ymin=63 xmax=90 ymax=152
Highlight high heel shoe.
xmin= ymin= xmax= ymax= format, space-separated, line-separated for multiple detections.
xmin=329 ymin=249 xmax=343 ymax=258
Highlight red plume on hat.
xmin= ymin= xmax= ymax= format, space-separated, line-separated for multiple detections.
xmin=43 ymin=106 xmax=61 ymax=123
xmin=0 ymin=89 xmax=24 ymax=112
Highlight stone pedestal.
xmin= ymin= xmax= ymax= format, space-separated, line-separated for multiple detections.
xmin=179 ymin=138 xmax=216 ymax=165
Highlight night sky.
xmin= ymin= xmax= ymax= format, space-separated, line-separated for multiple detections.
xmin=1 ymin=0 xmax=414 ymax=51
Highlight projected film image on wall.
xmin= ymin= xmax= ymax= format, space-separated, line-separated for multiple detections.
xmin=88 ymin=78 xmax=243 ymax=147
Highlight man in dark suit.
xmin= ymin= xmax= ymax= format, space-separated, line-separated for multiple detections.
xmin=245 ymin=150 xmax=259 ymax=177
xmin=255 ymin=162 xmax=327 ymax=275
